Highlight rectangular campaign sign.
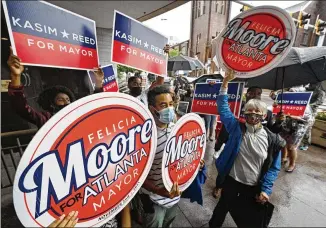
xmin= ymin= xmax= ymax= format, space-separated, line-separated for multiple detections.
xmin=111 ymin=11 xmax=168 ymax=77
xmin=177 ymin=101 xmax=189 ymax=116
xmin=191 ymin=82 xmax=244 ymax=119
xmin=88 ymin=65 xmax=119 ymax=92
xmin=2 ymin=0 xmax=99 ymax=70
xmin=272 ymin=92 xmax=313 ymax=117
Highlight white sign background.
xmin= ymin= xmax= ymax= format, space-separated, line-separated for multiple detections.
xmin=162 ymin=113 xmax=206 ymax=192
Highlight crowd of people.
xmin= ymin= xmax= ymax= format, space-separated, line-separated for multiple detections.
xmin=6 ymin=40 xmax=325 ymax=228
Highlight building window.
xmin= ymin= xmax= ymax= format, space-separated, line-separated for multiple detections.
xmin=219 ymin=1 xmax=225 ymax=14
xmin=196 ymin=33 xmax=201 ymax=44
xmin=203 ymin=1 xmax=206 ymax=15
xmin=196 ymin=0 xmax=201 ymax=18
xmin=215 ymin=1 xmax=219 ymax=12
xmin=301 ymin=33 xmax=309 ymax=46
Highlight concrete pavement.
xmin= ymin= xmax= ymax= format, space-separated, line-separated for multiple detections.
xmin=172 ymin=140 xmax=326 ymax=227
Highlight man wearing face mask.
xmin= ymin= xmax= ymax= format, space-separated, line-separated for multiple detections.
xmin=209 ymin=70 xmax=286 ymax=228
xmin=7 ymin=47 xmax=104 ymax=128
xmin=128 ymin=76 xmax=143 ymax=97
xmin=140 ymin=85 xmax=182 ymax=228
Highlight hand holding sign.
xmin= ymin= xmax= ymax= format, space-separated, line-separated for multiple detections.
xmin=163 ymin=44 xmax=171 ymax=54
xmin=48 ymin=211 xmax=78 ymax=228
xmin=169 ymin=182 xmax=182 ymax=199
xmin=7 ymin=47 xmax=24 ymax=87
xmin=222 ymin=69 xmax=235 ymax=84
xmin=92 ymin=66 xmax=104 ymax=88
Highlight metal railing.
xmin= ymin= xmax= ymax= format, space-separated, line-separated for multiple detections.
xmin=1 ymin=129 xmax=37 ymax=189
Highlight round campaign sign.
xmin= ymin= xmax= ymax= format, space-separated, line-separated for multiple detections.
xmin=162 ymin=113 xmax=206 ymax=192
xmin=215 ymin=6 xmax=295 ymax=78
xmin=13 ymin=93 xmax=157 ymax=227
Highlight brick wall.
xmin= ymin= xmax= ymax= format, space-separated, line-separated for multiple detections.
xmin=190 ymin=1 xmax=210 ymax=62
xmin=190 ymin=0 xmax=229 ymax=63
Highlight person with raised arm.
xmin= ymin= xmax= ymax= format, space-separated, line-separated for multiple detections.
xmin=209 ymin=69 xmax=286 ymax=228
xmin=7 ymin=47 xmax=104 ymax=128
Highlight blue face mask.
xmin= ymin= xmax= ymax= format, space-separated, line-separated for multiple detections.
xmin=155 ymin=107 xmax=175 ymax=124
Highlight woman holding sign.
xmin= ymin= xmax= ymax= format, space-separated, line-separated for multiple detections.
xmin=6 ymin=47 xmax=105 ymax=128
xmin=209 ymin=69 xmax=286 ymax=228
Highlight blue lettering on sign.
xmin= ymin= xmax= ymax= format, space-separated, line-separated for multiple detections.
xmin=5 ymin=1 xmax=97 ymax=49
xmin=276 ymin=92 xmax=312 ymax=106
xmin=194 ymin=83 xmax=243 ymax=102
xmin=18 ymin=119 xmax=153 ymax=218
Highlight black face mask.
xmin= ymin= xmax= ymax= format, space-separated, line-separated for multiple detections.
xmin=130 ymin=87 xmax=142 ymax=97
xmin=52 ymin=104 xmax=69 ymax=114
xmin=244 ymin=113 xmax=263 ymax=125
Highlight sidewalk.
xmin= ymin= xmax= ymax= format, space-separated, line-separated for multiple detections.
xmin=1 ymin=143 xmax=325 ymax=227
xmin=173 ymin=142 xmax=326 ymax=227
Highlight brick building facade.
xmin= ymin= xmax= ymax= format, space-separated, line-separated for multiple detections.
xmin=189 ymin=0 xmax=230 ymax=64
xmin=171 ymin=40 xmax=190 ymax=56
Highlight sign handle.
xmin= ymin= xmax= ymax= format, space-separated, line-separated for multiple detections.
xmin=280 ymin=67 xmax=286 ymax=113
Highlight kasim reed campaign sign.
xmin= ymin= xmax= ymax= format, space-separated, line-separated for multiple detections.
xmin=215 ymin=6 xmax=295 ymax=78
xmin=111 ymin=11 xmax=168 ymax=77
xmin=272 ymin=92 xmax=313 ymax=117
xmin=13 ymin=93 xmax=157 ymax=227
xmin=88 ymin=65 xmax=119 ymax=92
xmin=191 ymin=82 xmax=244 ymax=118
xmin=2 ymin=1 xmax=99 ymax=70
xmin=162 ymin=113 xmax=206 ymax=192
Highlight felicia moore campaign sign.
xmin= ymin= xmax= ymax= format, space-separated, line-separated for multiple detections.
xmin=273 ymin=92 xmax=313 ymax=117
xmin=88 ymin=65 xmax=119 ymax=92
xmin=191 ymin=82 xmax=244 ymax=118
xmin=111 ymin=11 xmax=168 ymax=76
xmin=162 ymin=113 xmax=206 ymax=192
xmin=13 ymin=93 xmax=157 ymax=227
xmin=215 ymin=6 xmax=295 ymax=78
xmin=2 ymin=0 xmax=99 ymax=70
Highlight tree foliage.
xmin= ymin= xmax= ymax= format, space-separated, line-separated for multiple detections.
xmin=169 ymin=49 xmax=180 ymax=58
xmin=117 ymin=64 xmax=137 ymax=74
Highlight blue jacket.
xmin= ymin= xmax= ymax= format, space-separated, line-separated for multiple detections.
xmin=215 ymin=94 xmax=285 ymax=196
xmin=182 ymin=165 xmax=207 ymax=205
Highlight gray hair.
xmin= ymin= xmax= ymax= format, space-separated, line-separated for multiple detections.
xmin=244 ymin=99 xmax=267 ymax=115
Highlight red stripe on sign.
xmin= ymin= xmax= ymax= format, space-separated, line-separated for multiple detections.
xmin=13 ymin=32 xmax=99 ymax=69
xmin=112 ymin=40 xmax=167 ymax=75
xmin=191 ymin=99 xmax=240 ymax=117
xmin=273 ymin=105 xmax=306 ymax=117
xmin=103 ymin=81 xmax=119 ymax=92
